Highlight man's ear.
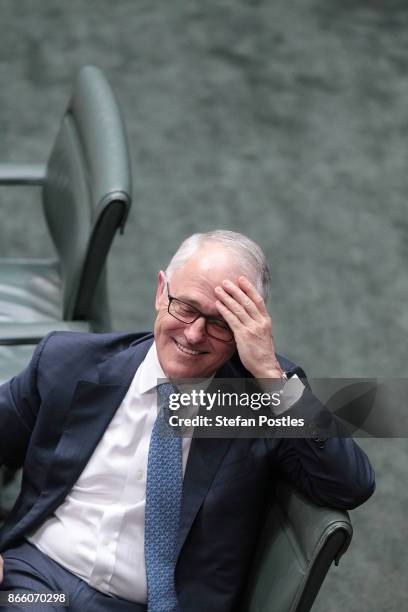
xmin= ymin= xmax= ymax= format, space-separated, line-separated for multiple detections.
xmin=155 ymin=271 xmax=166 ymax=310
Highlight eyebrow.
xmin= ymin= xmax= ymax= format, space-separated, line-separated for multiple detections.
xmin=174 ymin=294 xmax=222 ymax=319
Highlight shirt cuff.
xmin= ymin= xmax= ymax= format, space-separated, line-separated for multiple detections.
xmin=271 ymin=374 xmax=305 ymax=416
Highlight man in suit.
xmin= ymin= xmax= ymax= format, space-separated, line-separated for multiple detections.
xmin=0 ymin=230 xmax=374 ymax=611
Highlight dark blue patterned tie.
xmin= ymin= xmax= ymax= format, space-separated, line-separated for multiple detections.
xmin=145 ymin=383 xmax=182 ymax=612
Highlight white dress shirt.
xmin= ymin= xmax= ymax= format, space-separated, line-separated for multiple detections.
xmin=27 ymin=342 xmax=194 ymax=604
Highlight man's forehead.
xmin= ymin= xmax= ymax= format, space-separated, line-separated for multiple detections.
xmin=165 ymin=244 xmax=252 ymax=310
xmin=170 ymin=277 xmax=221 ymax=310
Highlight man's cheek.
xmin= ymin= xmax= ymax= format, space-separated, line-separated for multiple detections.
xmin=155 ymin=310 xmax=169 ymax=323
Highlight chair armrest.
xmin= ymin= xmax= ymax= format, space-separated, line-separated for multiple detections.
xmin=275 ymin=480 xmax=353 ymax=566
xmin=0 ymin=321 xmax=91 ymax=345
xmin=0 ymin=164 xmax=47 ymax=186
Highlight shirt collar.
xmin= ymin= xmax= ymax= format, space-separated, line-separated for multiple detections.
xmin=137 ymin=342 xmax=167 ymax=394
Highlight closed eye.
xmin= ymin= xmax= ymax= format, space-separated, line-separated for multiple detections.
xmin=209 ymin=319 xmax=230 ymax=331
xmin=173 ymin=301 xmax=199 ymax=316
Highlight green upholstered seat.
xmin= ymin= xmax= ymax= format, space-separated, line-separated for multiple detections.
xmin=0 ymin=345 xmax=37 ymax=386
xmin=0 ymin=260 xmax=61 ymax=323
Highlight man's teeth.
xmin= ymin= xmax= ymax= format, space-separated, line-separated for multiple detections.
xmin=175 ymin=341 xmax=201 ymax=356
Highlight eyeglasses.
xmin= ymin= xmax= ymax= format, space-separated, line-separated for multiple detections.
xmin=166 ymin=283 xmax=234 ymax=342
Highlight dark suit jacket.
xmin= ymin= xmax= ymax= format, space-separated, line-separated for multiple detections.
xmin=0 ymin=331 xmax=375 ymax=612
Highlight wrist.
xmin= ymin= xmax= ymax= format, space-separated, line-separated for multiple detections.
xmin=253 ymin=363 xmax=285 ymax=379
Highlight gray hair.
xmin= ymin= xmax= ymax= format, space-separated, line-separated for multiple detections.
xmin=165 ymin=230 xmax=271 ymax=301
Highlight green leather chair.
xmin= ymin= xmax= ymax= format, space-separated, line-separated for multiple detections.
xmin=0 ymin=65 xmax=132 ymax=509
xmin=0 ymin=64 xmax=132 ymax=382
xmin=241 ymin=480 xmax=353 ymax=612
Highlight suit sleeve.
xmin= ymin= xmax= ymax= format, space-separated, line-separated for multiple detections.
xmin=273 ymin=376 xmax=376 ymax=511
xmin=0 ymin=334 xmax=52 ymax=469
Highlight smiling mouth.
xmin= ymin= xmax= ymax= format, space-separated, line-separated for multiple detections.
xmin=173 ymin=339 xmax=207 ymax=357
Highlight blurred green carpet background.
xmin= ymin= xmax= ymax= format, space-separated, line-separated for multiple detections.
xmin=0 ymin=1 xmax=407 ymax=610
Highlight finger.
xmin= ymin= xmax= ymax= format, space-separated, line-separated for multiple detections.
xmin=220 ymin=280 xmax=263 ymax=321
xmin=0 ymin=554 xmax=3 ymax=583
xmin=215 ymin=299 xmax=241 ymax=332
xmin=237 ymin=276 xmax=268 ymax=316
xmin=215 ymin=286 xmax=253 ymax=325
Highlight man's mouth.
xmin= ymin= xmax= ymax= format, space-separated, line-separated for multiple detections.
xmin=173 ymin=339 xmax=207 ymax=357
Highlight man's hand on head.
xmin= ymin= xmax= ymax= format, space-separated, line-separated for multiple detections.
xmin=215 ymin=276 xmax=283 ymax=379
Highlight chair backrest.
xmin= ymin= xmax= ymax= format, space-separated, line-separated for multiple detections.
xmin=43 ymin=65 xmax=132 ymax=321
xmin=241 ymin=481 xmax=353 ymax=612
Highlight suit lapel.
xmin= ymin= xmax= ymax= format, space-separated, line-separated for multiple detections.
xmin=177 ymin=437 xmax=232 ymax=556
xmin=39 ymin=336 xmax=154 ymax=510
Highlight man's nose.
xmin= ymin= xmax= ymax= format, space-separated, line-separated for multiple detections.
xmin=184 ymin=317 xmax=207 ymax=344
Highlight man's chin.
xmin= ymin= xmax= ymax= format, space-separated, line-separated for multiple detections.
xmin=166 ymin=363 xmax=210 ymax=380
xmin=164 ymin=353 xmax=213 ymax=380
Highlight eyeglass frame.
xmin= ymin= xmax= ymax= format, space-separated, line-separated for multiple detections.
xmin=165 ymin=282 xmax=234 ymax=343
